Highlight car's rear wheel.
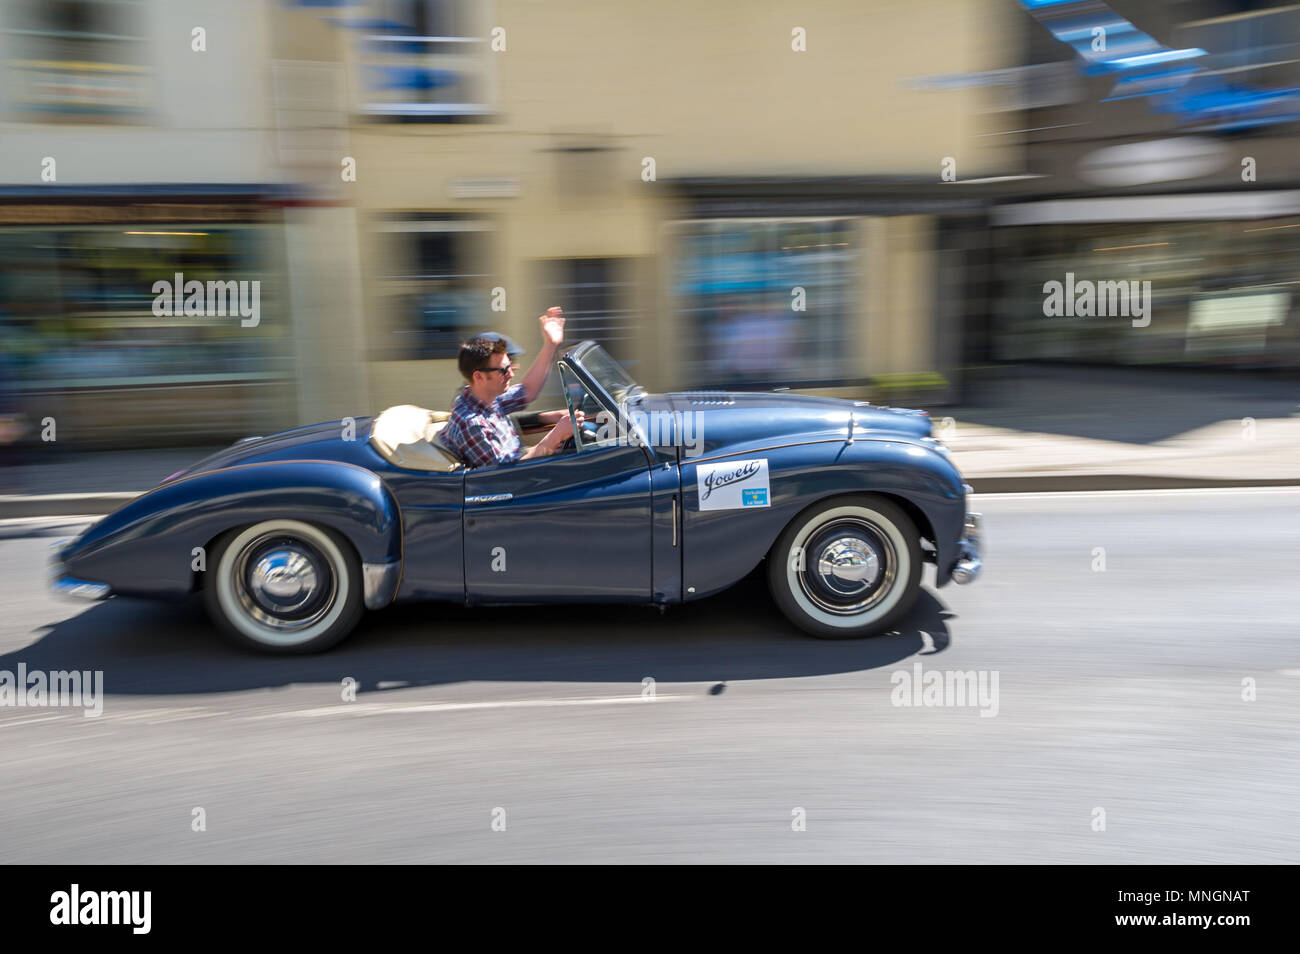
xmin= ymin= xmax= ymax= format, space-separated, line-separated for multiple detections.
xmin=767 ymin=495 xmax=921 ymax=639
xmin=204 ymin=519 xmax=363 ymax=654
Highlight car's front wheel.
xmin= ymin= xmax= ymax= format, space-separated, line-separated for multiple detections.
xmin=768 ymin=495 xmax=922 ymax=639
xmin=204 ymin=519 xmax=363 ymax=654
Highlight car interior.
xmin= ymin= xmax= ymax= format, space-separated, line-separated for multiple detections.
xmin=368 ymin=403 xmax=566 ymax=472
xmin=369 ymin=404 xmax=462 ymax=472
xmin=369 ymin=353 xmax=623 ymax=471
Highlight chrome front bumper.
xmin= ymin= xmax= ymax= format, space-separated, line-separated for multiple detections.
xmin=950 ymin=512 xmax=983 ymax=585
xmin=50 ymin=540 xmax=111 ymax=601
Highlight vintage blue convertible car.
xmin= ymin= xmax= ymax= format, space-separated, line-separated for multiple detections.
xmin=51 ymin=341 xmax=982 ymax=653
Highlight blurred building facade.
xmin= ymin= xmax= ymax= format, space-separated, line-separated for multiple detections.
xmin=0 ymin=0 xmax=317 ymax=447
xmin=989 ymin=0 xmax=1300 ymax=372
xmin=286 ymin=0 xmax=1023 ymax=418
xmin=12 ymin=0 xmax=1295 ymax=450
xmin=0 ymin=0 xmax=1027 ymax=446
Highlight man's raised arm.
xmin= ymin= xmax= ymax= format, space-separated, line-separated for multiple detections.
xmin=517 ymin=306 xmax=566 ymax=404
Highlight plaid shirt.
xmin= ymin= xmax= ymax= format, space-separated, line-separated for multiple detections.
xmin=442 ymin=383 xmax=529 ymax=468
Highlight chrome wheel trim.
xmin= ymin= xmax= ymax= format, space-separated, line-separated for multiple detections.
xmin=236 ymin=536 xmax=334 ymax=632
xmin=803 ymin=524 xmax=893 ymax=614
xmin=784 ymin=505 xmax=911 ymax=629
xmin=215 ymin=520 xmax=351 ymax=648
xmin=816 ymin=537 xmax=880 ymax=590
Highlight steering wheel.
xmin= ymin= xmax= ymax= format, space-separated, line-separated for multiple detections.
xmin=559 ymin=418 xmax=600 ymax=452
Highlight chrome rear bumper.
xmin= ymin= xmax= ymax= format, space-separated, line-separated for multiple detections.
xmin=52 ymin=576 xmax=112 ymax=600
xmin=950 ymin=512 xmax=983 ymax=585
xmin=362 ymin=559 xmax=401 ymax=610
xmin=50 ymin=540 xmax=111 ymax=601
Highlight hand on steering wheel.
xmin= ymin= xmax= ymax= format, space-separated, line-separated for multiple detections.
xmin=557 ymin=413 xmax=596 ymax=452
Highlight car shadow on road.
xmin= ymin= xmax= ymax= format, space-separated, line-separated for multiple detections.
xmin=10 ymin=572 xmax=955 ymax=696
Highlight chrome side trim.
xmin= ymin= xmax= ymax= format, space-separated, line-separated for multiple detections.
xmin=466 ymin=493 xmax=514 ymax=505
xmin=684 ymin=438 xmax=843 ymax=467
xmin=672 ymin=495 xmax=678 ymax=547
xmin=684 ymin=433 xmax=944 ymax=468
xmin=362 ymin=560 xmax=402 ymax=610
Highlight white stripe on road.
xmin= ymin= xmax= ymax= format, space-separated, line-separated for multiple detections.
xmin=2 ymin=707 xmax=233 ymax=727
xmin=110 ymin=706 xmax=213 ymax=723
xmin=145 ymin=710 xmax=230 ymax=724
xmin=0 ymin=515 xmax=98 ymax=529
xmin=0 ymin=714 xmax=68 ymax=728
xmin=5 ymin=698 xmax=682 ymax=726
xmin=255 ymin=694 xmax=683 ymax=719
xmin=972 ymin=487 xmax=1300 ymax=501
xmin=34 ymin=733 xmax=118 ymax=746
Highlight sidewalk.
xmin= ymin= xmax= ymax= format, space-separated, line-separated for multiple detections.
xmin=942 ymin=364 xmax=1300 ymax=490
xmin=946 ymin=417 xmax=1300 ymax=491
xmin=2 ymin=366 xmax=1297 ymax=516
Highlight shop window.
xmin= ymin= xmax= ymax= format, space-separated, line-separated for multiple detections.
xmin=995 ymin=219 xmax=1300 ymax=369
xmin=0 ymin=225 xmax=287 ymax=386
xmin=670 ymin=218 xmax=855 ymax=388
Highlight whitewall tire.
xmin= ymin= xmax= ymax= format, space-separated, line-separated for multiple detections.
xmin=204 ymin=519 xmax=363 ymax=654
xmin=767 ymin=496 xmax=922 ymax=639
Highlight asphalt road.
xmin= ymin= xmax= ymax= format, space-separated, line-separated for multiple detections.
xmin=2 ymin=489 xmax=1297 ymax=863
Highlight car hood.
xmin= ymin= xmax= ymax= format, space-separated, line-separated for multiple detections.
xmin=626 ymin=391 xmax=931 ymax=456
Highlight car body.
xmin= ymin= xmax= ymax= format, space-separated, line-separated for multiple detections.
xmin=52 ymin=340 xmax=982 ymax=652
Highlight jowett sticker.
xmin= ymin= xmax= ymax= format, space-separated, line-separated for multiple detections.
xmin=696 ymin=458 xmax=770 ymax=511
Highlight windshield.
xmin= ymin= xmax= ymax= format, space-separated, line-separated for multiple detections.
xmin=568 ymin=343 xmax=639 ymax=404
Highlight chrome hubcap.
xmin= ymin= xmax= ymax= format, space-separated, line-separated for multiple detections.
xmin=249 ymin=548 xmax=320 ymax=614
xmin=816 ymin=536 xmax=881 ymax=595
xmin=234 ymin=534 xmax=336 ymax=633
xmin=798 ymin=518 xmax=896 ymax=615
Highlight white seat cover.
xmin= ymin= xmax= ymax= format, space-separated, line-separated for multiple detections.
xmin=370 ymin=404 xmax=462 ymax=472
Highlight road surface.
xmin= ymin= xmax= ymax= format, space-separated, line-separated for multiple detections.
xmin=1 ymin=489 xmax=1296 ymax=863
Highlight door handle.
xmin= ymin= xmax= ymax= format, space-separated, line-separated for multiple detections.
xmin=672 ymin=495 xmax=678 ymax=548
xmin=466 ymin=493 xmax=514 ymax=505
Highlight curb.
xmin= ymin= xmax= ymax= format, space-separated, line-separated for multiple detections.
xmin=966 ymin=475 xmax=1300 ymax=494
xmin=4 ymin=475 xmax=1300 ymax=518
xmin=0 ymin=493 xmax=139 ymax=519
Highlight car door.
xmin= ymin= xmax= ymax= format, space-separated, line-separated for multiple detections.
xmin=462 ymin=378 xmax=653 ymax=602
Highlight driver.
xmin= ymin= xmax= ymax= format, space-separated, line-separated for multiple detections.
xmin=441 ymin=307 xmax=581 ymax=467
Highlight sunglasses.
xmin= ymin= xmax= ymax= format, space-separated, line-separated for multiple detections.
xmin=476 ymin=365 xmax=512 ymax=377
